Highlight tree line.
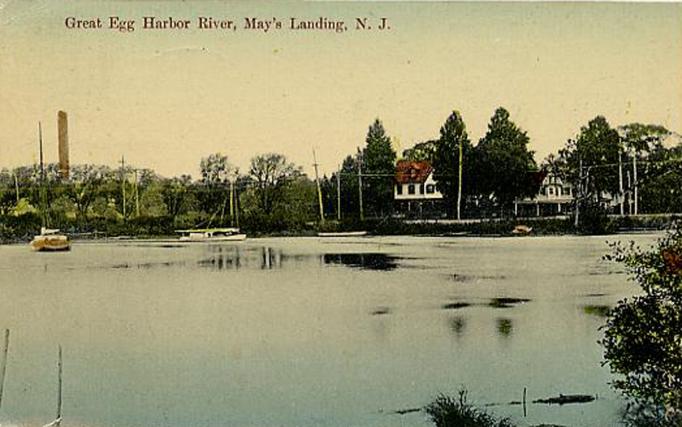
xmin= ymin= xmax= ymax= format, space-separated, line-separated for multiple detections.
xmin=1 ymin=107 xmax=680 ymax=239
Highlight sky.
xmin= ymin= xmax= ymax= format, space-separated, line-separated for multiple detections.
xmin=0 ymin=0 xmax=680 ymax=178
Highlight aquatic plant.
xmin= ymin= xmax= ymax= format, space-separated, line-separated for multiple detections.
xmin=424 ymin=390 xmax=514 ymax=427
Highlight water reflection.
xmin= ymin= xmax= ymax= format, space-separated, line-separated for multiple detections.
xmin=582 ymin=305 xmax=611 ymax=318
xmin=489 ymin=298 xmax=531 ymax=309
xmin=370 ymin=307 xmax=391 ymax=316
xmin=442 ymin=302 xmax=472 ymax=310
xmin=448 ymin=316 xmax=467 ymax=338
xmin=198 ymin=247 xmax=286 ymax=271
xmin=496 ymin=318 xmax=514 ymax=337
xmin=322 ymin=253 xmax=400 ymax=271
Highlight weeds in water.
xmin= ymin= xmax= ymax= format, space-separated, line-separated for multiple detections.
xmin=424 ymin=389 xmax=514 ymax=427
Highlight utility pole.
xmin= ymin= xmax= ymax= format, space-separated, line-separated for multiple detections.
xmin=618 ymin=151 xmax=624 ymax=216
xmin=134 ymin=169 xmax=140 ymax=217
xmin=39 ymin=122 xmax=44 ymax=182
xmin=229 ymin=179 xmax=235 ymax=227
xmin=632 ymin=154 xmax=638 ymax=215
xmin=456 ymin=141 xmax=463 ymax=221
xmin=120 ymin=156 xmax=126 ymax=220
xmin=312 ymin=149 xmax=325 ymax=224
xmin=336 ymin=164 xmax=341 ymax=221
xmin=357 ymin=148 xmax=364 ymax=221
xmin=574 ymin=156 xmax=582 ymax=229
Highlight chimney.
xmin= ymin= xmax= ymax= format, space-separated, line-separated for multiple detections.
xmin=57 ymin=111 xmax=69 ymax=179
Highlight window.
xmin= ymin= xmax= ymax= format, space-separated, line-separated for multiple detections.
xmin=426 ymin=184 xmax=435 ymax=194
xmin=396 ymin=185 xmax=403 ymax=195
xmin=408 ymin=184 xmax=415 ymax=195
xmin=548 ymin=187 xmax=554 ymax=196
xmin=419 ymin=184 xmax=425 ymax=194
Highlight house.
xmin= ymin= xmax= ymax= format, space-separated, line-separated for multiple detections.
xmin=514 ymin=170 xmax=574 ymax=216
xmin=394 ymin=160 xmax=443 ymax=216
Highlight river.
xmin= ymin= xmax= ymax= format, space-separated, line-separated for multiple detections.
xmin=0 ymin=234 xmax=660 ymax=427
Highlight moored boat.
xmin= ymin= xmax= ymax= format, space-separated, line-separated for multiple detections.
xmin=317 ymin=231 xmax=368 ymax=237
xmin=176 ymin=228 xmax=247 ymax=242
xmin=30 ymin=228 xmax=71 ymax=252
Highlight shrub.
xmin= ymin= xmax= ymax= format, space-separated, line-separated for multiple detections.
xmin=602 ymin=225 xmax=682 ymax=423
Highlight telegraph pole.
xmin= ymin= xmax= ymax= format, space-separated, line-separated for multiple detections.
xmin=632 ymin=154 xmax=638 ymax=215
xmin=312 ymin=149 xmax=325 ymax=224
xmin=120 ymin=156 xmax=126 ymax=220
xmin=618 ymin=151 xmax=624 ymax=216
xmin=456 ymin=141 xmax=463 ymax=221
xmin=336 ymin=164 xmax=341 ymax=221
xmin=357 ymin=148 xmax=364 ymax=221
xmin=229 ymin=179 xmax=235 ymax=227
xmin=134 ymin=169 xmax=140 ymax=217
xmin=574 ymin=156 xmax=582 ymax=229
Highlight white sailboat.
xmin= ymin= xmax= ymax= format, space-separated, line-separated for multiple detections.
xmin=29 ymin=121 xmax=71 ymax=252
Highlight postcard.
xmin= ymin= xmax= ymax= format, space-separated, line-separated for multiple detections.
xmin=0 ymin=1 xmax=680 ymax=427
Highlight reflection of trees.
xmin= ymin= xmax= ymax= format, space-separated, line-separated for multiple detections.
xmin=448 ymin=316 xmax=466 ymax=338
xmin=496 ymin=318 xmax=513 ymax=337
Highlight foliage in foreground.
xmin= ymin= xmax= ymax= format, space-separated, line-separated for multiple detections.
xmin=603 ymin=225 xmax=682 ymax=423
xmin=424 ymin=390 xmax=514 ymax=427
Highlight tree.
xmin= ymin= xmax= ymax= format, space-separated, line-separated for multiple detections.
xmin=474 ymin=107 xmax=539 ymax=210
xmin=161 ymin=175 xmax=194 ymax=223
xmin=66 ymin=164 xmax=112 ymax=223
xmin=618 ymin=124 xmax=674 ymax=215
xmin=362 ymin=119 xmax=396 ymax=217
xmin=197 ymin=153 xmax=233 ymax=221
xmin=603 ymin=228 xmax=682 ymax=424
xmin=248 ymin=153 xmax=302 ymax=214
xmin=557 ymin=116 xmax=621 ymax=203
xmin=402 ymin=140 xmax=438 ymax=162
xmin=431 ymin=110 xmax=474 ymax=218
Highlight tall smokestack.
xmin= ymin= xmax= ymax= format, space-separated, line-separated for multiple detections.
xmin=57 ymin=111 xmax=69 ymax=179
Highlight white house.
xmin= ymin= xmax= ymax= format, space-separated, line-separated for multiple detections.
xmin=394 ymin=160 xmax=443 ymax=215
xmin=514 ymin=170 xmax=574 ymax=216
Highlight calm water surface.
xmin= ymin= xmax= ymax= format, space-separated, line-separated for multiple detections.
xmin=0 ymin=234 xmax=660 ymax=427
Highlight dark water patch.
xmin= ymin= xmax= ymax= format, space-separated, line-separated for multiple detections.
xmin=533 ymin=394 xmax=595 ymax=405
xmin=442 ymin=302 xmax=472 ymax=310
xmin=451 ymin=274 xmax=472 ymax=282
xmin=110 ymin=260 xmax=183 ymax=269
xmin=582 ymin=293 xmax=608 ymax=298
xmin=582 ymin=305 xmax=611 ymax=317
xmin=111 ymin=263 xmax=131 ymax=269
xmin=489 ymin=297 xmax=531 ymax=308
xmin=448 ymin=316 xmax=466 ymax=337
xmin=496 ymin=318 xmax=513 ymax=337
xmin=322 ymin=253 xmax=400 ymax=271
xmin=371 ymin=307 xmax=391 ymax=316
xmin=393 ymin=407 xmax=421 ymax=415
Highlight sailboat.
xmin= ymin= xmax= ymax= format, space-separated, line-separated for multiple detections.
xmin=30 ymin=121 xmax=71 ymax=252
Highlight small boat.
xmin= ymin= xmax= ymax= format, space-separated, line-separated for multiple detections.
xmin=317 ymin=231 xmax=368 ymax=237
xmin=176 ymin=228 xmax=247 ymax=242
xmin=30 ymin=228 xmax=71 ymax=252
xmin=511 ymin=225 xmax=533 ymax=235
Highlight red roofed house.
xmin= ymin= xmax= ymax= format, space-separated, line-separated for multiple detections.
xmin=394 ymin=160 xmax=443 ymax=216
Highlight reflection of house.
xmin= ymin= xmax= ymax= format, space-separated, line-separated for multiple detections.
xmin=514 ymin=171 xmax=574 ymax=216
xmin=394 ymin=160 xmax=443 ymax=216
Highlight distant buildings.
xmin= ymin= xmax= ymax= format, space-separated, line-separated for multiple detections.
xmin=514 ymin=171 xmax=575 ymax=217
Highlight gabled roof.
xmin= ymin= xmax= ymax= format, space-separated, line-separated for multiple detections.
xmin=396 ymin=160 xmax=433 ymax=184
